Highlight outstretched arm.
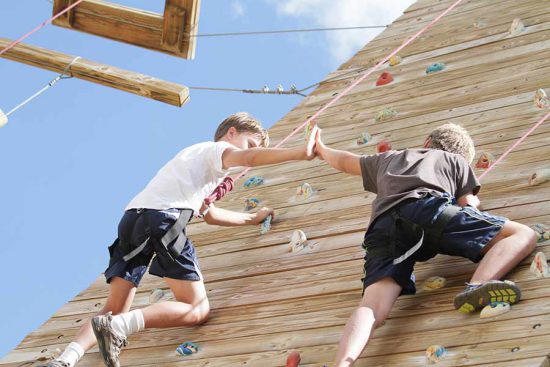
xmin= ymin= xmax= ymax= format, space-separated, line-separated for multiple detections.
xmin=315 ymin=129 xmax=362 ymax=176
xmin=222 ymin=146 xmax=313 ymax=169
xmin=203 ymin=204 xmax=274 ymax=226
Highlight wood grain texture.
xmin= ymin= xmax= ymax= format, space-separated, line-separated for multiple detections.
xmin=2 ymin=0 xmax=550 ymax=366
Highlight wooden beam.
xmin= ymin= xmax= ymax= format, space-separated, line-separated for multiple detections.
xmin=0 ymin=38 xmax=189 ymax=107
xmin=51 ymin=0 xmax=200 ymax=59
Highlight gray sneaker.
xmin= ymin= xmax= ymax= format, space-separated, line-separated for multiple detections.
xmin=37 ymin=361 xmax=69 ymax=367
xmin=453 ymin=280 xmax=521 ymax=314
xmin=91 ymin=312 xmax=128 ymax=367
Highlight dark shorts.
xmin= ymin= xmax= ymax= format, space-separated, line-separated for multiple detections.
xmin=362 ymin=193 xmax=507 ymax=296
xmin=104 ymin=209 xmax=202 ymax=287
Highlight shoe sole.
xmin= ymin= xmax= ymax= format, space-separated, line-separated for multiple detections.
xmin=91 ymin=316 xmax=116 ymax=367
xmin=454 ymin=282 xmax=521 ymax=314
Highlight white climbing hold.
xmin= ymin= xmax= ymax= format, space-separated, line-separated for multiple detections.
xmin=296 ymin=183 xmax=314 ymax=201
xmin=480 ymin=302 xmax=511 ymax=318
xmin=149 ymin=288 xmax=165 ymax=304
xmin=260 ymin=215 xmax=272 ymax=235
xmin=509 ymin=18 xmax=525 ymax=37
xmin=426 ymin=345 xmax=447 ymax=363
xmin=422 ymin=276 xmax=446 ymax=290
xmin=528 ymin=169 xmax=550 ymax=186
xmin=289 ymin=230 xmax=308 ymax=252
xmin=534 ymin=89 xmax=550 ymax=109
xmin=530 ymin=251 xmax=550 ymax=278
xmin=0 ymin=108 xmax=7 ymax=128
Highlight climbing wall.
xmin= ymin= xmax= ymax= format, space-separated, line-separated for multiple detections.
xmin=3 ymin=0 xmax=550 ymax=365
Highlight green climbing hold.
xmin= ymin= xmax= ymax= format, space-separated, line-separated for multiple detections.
xmin=426 ymin=62 xmax=445 ymax=74
xmin=375 ymin=108 xmax=397 ymax=122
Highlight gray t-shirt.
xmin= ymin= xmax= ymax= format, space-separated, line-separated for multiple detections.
xmin=360 ymin=149 xmax=480 ymax=224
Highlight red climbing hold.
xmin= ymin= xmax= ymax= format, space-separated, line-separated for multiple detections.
xmin=376 ymin=72 xmax=394 ymax=86
xmin=377 ymin=139 xmax=392 ymax=153
xmin=286 ymin=351 xmax=301 ymax=367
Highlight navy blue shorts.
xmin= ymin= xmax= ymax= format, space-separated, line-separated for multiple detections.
xmin=104 ymin=209 xmax=202 ymax=287
xmin=362 ymin=193 xmax=507 ymax=296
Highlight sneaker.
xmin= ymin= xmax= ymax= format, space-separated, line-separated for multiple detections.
xmin=91 ymin=312 xmax=128 ymax=367
xmin=37 ymin=361 xmax=69 ymax=367
xmin=453 ymin=280 xmax=521 ymax=314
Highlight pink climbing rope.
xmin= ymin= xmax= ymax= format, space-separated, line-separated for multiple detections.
xmin=0 ymin=0 xmax=85 ymax=56
xmin=478 ymin=110 xmax=550 ymax=181
xmin=227 ymin=0 xmax=466 ymax=186
xmin=204 ymin=176 xmax=235 ymax=206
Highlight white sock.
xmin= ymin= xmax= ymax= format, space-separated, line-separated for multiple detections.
xmin=57 ymin=342 xmax=84 ymax=367
xmin=111 ymin=309 xmax=145 ymax=337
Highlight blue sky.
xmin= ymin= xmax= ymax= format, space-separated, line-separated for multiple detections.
xmin=0 ymin=0 xmax=413 ymax=357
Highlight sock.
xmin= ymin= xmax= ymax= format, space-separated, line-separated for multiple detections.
xmin=57 ymin=342 xmax=84 ymax=367
xmin=111 ymin=309 xmax=145 ymax=337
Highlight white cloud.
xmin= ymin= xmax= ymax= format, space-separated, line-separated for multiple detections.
xmin=232 ymin=1 xmax=246 ymax=18
xmin=267 ymin=0 xmax=415 ymax=64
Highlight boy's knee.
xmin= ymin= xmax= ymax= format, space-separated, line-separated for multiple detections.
xmin=188 ymin=302 xmax=210 ymax=325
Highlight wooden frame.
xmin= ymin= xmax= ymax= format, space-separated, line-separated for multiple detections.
xmin=52 ymin=0 xmax=201 ymax=59
xmin=0 ymin=38 xmax=190 ymax=107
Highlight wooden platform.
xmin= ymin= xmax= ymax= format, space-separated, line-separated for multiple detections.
xmin=3 ymin=0 xmax=550 ymax=365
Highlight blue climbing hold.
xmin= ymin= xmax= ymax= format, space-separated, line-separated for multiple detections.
xmin=243 ymin=176 xmax=264 ymax=188
xmin=260 ymin=215 xmax=272 ymax=235
xmin=426 ymin=62 xmax=445 ymax=74
xmin=176 ymin=342 xmax=200 ymax=356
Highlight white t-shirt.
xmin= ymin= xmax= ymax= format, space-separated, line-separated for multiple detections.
xmin=126 ymin=141 xmax=235 ymax=216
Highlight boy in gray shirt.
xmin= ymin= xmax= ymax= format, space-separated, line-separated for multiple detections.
xmin=312 ymin=123 xmax=537 ymax=367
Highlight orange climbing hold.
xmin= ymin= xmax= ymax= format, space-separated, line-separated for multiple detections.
xmin=376 ymin=72 xmax=394 ymax=86
xmin=475 ymin=152 xmax=494 ymax=169
xmin=377 ymin=139 xmax=392 ymax=153
xmin=286 ymin=351 xmax=301 ymax=367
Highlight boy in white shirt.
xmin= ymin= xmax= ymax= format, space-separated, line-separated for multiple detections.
xmin=43 ymin=112 xmax=316 ymax=367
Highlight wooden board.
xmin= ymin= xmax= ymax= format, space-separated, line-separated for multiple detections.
xmin=2 ymin=0 xmax=550 ymax=366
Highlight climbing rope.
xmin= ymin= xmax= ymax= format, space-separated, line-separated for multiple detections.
xmin=478 ymin=110 xmax=550 ymax=181
xmin=0 ymin=0 xmax=85 ymax=56
xmin=191 ymin=25 xmax=388 ymax=38
xmin=5 ymin=56 xmax=81 ymax=119
xmin=202 ymin=0 xmax=466 ymax=210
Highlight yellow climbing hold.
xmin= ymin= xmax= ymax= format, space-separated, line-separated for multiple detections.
xmin=0 ymin=108 xmax=7 ymax=128
xmin=426 ymin=345 xmax=447 ymax=363
xmin=422 ymin=276 xmax=446 ymax=290
xmin=375 ymin=108 xmax=397 ymax=122
xmin=389 ymin=55 xmax=402 ymax=67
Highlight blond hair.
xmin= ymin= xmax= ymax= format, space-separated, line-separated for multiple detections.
xmin=428 ymin=123 xmax=475 ymax=164
xmin=214 ymin=112 xmax=269 ymax=147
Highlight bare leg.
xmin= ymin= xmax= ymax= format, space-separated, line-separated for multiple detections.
xmin=470 ymin=221 xmax=537 ymax=283
xmin=141 ymin=277 xmax=210 ymax=328
xmin=74 ymin=277 xmax=137 ymax=351
xmin=333 ymin=277 xmax=402 ymax=367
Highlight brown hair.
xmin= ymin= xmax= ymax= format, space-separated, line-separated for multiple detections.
xmin=428 ymin=123 xmax=475 ymax=164
xmin=214 ymin=112 xmax=269 ymax=147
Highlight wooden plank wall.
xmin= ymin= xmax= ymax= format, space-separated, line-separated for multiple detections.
xmin=3 ymin=0 xmax=550 ymax=365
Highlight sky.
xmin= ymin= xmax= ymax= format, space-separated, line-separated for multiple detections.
xmin=0 ymin=0 xmax=414 ymax=357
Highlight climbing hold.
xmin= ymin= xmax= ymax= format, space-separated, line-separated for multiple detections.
xmin=376 ymin=72 xmax=394 ymax=86
xmin=474 ymin=17 xmax=487 ymax=29
xmin=296 ymin=183 xmax=314 ymax=201
xmin=289 ymin=230 xmax=308 ymax=253
xmin=260 ymin=215 xmax=272 ymax=235
xmin=356 ymin=132 xmax=372 ymax=145
xmin=528 ymin=169 xmax=550 ymax=186
xmin=426 ymin=345 xmax=447 ymax=363
xmin=375 ymin=107 xmax=397 ymax=122
xmin=426 ymin=62 xmax=446 ymax=74
xmin=389 ymin=55 xmax=402 ymax=67
xmin=149 ymin=288 xmax=165 ymax=304
xmin=532 ymin=223 xmax=550 ymax=242
xmin=377 ymin=139 xmax=392 ymax=153
xmin=286 ymin=351 xmax=301 ymax=367
xmin=534 ymin=89 xmax=549 ymax=109
xmin=176 ymin=342 xmax=200 ymax=356
xmin=475 ymin=152 xmax=494 ymax=169
xmin=509 ymin=18 xmax=525 ymax=37
xmin=423 ymin=276 xmax=446 ymax=290
xmin=245 ymin=198 xmax=261 ymax=211
xmin=243 ymin=176 xmax=264 ymax=189
xmin=0 ymin=108 xmax=7 ymax=128
xmin=480 ymin=302 xmax=511 ymax=318
xmin=530 ymin=251 xmax=550 ymax=278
